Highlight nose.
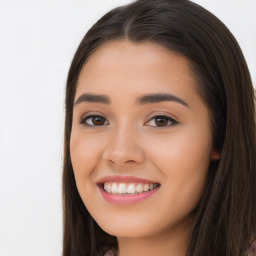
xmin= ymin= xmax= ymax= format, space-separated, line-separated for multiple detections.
xmin=102 ymin=125 xmax=145 ymax=166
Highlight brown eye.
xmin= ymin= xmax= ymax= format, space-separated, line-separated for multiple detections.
xmin=81 ymin=115 xmax=109 ymax=126
xmin=155 ymin=117 xmax=169 ymax=126
xmin=146 ymin=115 xmax=178 ymax=127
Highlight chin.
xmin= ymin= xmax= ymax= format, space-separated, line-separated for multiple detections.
xmin=101 ymin=225 xmax=153 ymax=238
xmin=94 ymin=214 xmax=156 ymax=238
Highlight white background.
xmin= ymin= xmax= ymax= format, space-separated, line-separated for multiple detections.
xmin=0 ymin=0 xmax=255 ymax=255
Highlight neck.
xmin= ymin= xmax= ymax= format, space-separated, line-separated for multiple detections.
xmin=117 ymin=219 xmax=192 ymax=256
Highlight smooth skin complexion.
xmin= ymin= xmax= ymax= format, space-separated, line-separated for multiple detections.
xmin=70 ymin=41 xmax=220 ymax=256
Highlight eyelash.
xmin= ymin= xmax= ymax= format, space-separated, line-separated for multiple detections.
xmin=80 ymin=114 xmax=178 ymax=127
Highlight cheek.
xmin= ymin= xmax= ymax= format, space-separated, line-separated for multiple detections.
xmin=147 ymin=127 xmax=212 ymax=174
xmin=145 ymin=127 xmax=212 ymax=213
xmin=70 ymin=131 xmax=104 ymax=187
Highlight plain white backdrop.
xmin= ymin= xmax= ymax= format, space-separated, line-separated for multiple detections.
xmin=0 ymin=1 xmax=255 ymax=255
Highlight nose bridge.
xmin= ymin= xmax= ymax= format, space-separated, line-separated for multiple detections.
xmin=102 ymin=121 xmax=145 ymax=165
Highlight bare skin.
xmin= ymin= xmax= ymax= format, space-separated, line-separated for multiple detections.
xmin=70 ymin=40 xmax=219 ymax=256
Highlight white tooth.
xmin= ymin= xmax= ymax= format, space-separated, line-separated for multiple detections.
xmin=127 ymin=184 xmax=136 ymax=194
xmin=104 ymin=182 xmax=111 ymax=193
xmin=136 ymin=183 xmax=144 ymax=193
xmin=104 ymin=183 xmax=108 ymax=192
xmin=149 ymin=184 xmax=154 ymax=190
xmin=143 ymin=183 xmax=149 ymax=192
xmin=111 ymin=183 xmax=118 ymax=194
xmin=118 ymin=183 xmax=127 ymax=194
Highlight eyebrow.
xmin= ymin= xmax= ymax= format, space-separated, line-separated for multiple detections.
xmin=74 ymin=93 xmax=189 ymax=108
xmin=74 ymin=93 xmax=110 ymax=105
xmin=137 ymin=93 xmax=189 ymax=108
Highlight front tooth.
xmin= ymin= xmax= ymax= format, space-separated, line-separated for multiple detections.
xmin=143 ymin=183 xmax=149 ymax=192
xmin=127 ymin=184 xmax=136 ymax=194
xmin=136 ymin=183 xmax=144 ymax=193
xmin=111 ymin=183 xmax=118 ymax=194
xmin=118 ymin=183 xmax=127 ymax=194
xmin=149 ymin=184 xmax=154 ymax=190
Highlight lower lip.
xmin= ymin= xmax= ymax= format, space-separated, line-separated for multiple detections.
xmin=99 ymin=186 xmax=160 ymax=205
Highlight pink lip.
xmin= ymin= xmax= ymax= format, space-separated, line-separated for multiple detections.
xmin=97 ymin=175 xmax=160 ymax=205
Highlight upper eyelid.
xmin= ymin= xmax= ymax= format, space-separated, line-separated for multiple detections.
xmin=146 ymin=115 xmax=178 ymax=123
xmin=81 ymin=113 xmax=107 ymax=120
xmin=149 ymin=114 xmax=177 ymax=119
xmin=146 ymin=112 xmax=179 ymax=122
xmin=80 ymin=111 xmax=107 ymax=119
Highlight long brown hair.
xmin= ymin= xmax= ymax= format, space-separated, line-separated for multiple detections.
xmin=62 ymin=0 xmax=256 ymax=255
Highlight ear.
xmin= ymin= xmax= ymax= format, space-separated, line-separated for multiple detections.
xmin=210 ymin=148 xmax=221 ymax=161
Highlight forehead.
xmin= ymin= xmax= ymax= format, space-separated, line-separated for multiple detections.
xmin=77 ymin=40 xmax=195 ymax=87
xmin=76 ymin=40 xmax=198 ymax=96
xmin=85 ymin=40 xmax=185 ymax=66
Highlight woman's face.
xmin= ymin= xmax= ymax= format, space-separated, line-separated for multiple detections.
xmin=70 ymin=40 xmax=218 ymax=239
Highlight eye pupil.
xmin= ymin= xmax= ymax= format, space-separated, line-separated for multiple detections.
xmin=155 ymin=117 xmax=168 ymax=126
xmin=92 ymin=116 xmax=105 ymax=125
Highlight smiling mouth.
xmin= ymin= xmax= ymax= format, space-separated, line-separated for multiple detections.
xmin=102 ymin=182 xmax=160 ymax=195
xmin=97 ymin=176 xmax=161 ymax=204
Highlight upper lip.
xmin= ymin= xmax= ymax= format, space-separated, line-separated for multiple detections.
xmin=97 ymin=175 xmax=159 ymax=184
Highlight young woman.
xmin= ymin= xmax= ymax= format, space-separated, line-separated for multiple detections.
xmin=62 ymin=0 xmax=256 ymax=255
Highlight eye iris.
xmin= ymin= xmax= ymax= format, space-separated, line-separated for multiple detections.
xmin=92 ymin=116 xmax=105 ymax=125
xmin=155 ymin=117 xmax=168 ymax=126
